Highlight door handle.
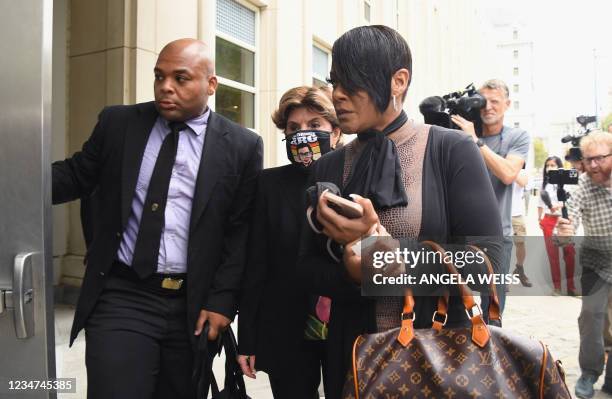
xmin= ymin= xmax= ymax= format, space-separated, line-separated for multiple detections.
xmin=0 ymin=252 xmax=36 ymax=338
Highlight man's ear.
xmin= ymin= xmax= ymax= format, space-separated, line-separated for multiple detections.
xmin=207 ymin=75 xmax=218 ymax=96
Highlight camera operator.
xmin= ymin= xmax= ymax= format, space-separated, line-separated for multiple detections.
xmin=555 ymin=131 xmax=612 ymax=398
xmin=451 ymin=79 xmax=530 ymax=314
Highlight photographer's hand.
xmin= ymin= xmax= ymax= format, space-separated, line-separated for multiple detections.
xmin=555 ymin=217 xmax=575 ymax=236
xmin=450 ymin=115 xmax=477 ymax=141
xmin=554 ymin=217 xmax=574 ymax=246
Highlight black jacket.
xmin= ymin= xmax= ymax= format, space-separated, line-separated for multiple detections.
xmin=237 ymin=164 xmax=312 ymax=377
xmin=296 ymin=125 xmax=503 ymax=398
xmin=52 ymin=102 xmax=263 ymax=346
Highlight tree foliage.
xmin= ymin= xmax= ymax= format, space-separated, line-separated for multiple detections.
xmin=533 ymin=137 xmax=548 ymax=169
xmin=602 ymin=112 xmax=612 ymax=132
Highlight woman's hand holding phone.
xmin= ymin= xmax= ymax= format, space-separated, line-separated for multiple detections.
xmin=316 ymin=192 xmax=379 ymax=245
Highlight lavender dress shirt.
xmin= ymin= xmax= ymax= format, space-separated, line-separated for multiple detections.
xmin=117 ymin=109 xmax=210 ymax=273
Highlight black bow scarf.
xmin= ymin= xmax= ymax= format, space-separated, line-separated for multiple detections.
xmin=343 ymin=111 xmax=409 ymax=210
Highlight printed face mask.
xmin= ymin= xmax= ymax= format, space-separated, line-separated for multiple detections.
xmin=285 ymin=130 xmax=332 ymax=168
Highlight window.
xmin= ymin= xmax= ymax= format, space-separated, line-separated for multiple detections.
xmin=215 ymin=85 xmax=254 ymax=127
xmin=514 ymin=122 xmax=520 ymax=128
xmin=514 ymin=101 xmax=520 ymax=110
xmin=215 ymin=0 xmax=257 ymax=128
xmin=513 ymin=67 xmax=519 ymax=76
xmin=217 ymin=0 xmax=255 ymax=46
xmin=364 ymin=0 xmax=371 ymax=23
xmin=513 ymin=84 xmax=519 ymax=93
xmin=216 ymin=37 xmax=254 ymax=86
xmin=513 ymin=29 xmax=518 ymax=40
xmin=513 ymin=50 xmax=519 ymax=59
xmin=312 ymin=45 xmax=330 ymax=88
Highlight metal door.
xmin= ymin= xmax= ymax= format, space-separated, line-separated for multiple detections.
xmin=0 ymin=1 xmax=56 ymax=398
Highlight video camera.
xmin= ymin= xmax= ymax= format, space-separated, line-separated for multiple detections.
xmin=562 ymin=115 xmax=597 ymax=161
xmin=419 ymin=83 xmax=487 ymax=136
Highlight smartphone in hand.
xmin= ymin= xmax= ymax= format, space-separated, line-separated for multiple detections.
xmin=322 ymin=191 xmax=364 ymax=219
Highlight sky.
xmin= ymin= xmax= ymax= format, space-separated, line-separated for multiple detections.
xmin=486 ymin=0 xmax=612 ymax=124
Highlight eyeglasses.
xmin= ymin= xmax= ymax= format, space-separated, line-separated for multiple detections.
xmin=583 ymin=153 xmax=612 ymax=165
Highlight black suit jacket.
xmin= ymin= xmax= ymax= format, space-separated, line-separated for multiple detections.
xmin=52 ymin=102 xmax=263 ymax=345
xmin=237 ymin=164 xmax=311 ymax=377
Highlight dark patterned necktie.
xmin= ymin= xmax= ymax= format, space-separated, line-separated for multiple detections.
xmin=131 ymin=122 xmax=187 ymax=278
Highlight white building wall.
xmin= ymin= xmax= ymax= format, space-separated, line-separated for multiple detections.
xmin=401 ymin=0 xmax=497 ymax=122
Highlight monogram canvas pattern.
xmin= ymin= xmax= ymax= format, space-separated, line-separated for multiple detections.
xmin=343 ymin=325 xmax=571 ymax=399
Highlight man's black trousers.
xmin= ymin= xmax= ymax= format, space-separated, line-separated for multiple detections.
xmin=84 ymin=270 xmax=194 ymax=399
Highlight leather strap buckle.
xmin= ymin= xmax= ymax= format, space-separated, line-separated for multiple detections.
xmin=465 ymin=304 xmax=483 ymax=319
xmin=431 ymin=311 xmax=448 ymax=326
xmin=401 ymin=311 xmax=415 ymax=321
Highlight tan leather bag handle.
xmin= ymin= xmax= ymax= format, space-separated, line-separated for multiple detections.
xmin=397 ymin=241 xmax=490 ymax=348
xmin=421 ymin=243 xmax=501 ymax=323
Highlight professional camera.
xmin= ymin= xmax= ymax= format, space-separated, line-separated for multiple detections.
xmin=419 ymin=83 xmax=487 ymax=135
xmin=562 ymin=115 xmax=597 ymax=161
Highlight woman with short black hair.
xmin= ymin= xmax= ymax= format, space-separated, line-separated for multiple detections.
xmin=297 ymin=25 xmax=503 ymax=398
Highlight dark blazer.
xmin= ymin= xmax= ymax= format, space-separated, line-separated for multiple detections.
xmin=52 ymin=101 xmax=263 ymax=345
xmin=237 ymin=164 xmax=311 ymax=377
xmin=297 ymin=125 xmax=503 ymax=398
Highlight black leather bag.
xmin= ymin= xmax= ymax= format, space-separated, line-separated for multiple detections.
xmin=193 ymin=323 xmax=251 ymax=399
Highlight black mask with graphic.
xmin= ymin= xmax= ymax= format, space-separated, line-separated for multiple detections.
xmin=284 ymin=130 xmax=332 ymax=168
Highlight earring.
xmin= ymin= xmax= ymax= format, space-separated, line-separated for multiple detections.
xmin=392 ymin=95 xmax=398 ymax=112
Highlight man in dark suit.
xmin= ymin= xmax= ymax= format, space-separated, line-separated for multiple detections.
xmin=52 ymin=38 xmax=263 ymax=398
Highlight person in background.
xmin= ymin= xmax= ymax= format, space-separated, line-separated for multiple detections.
xmin=538 ymin=156 xmax=576 ymax=296
xmin=566 ymin=138 xmax=612 ymax=352
xmin=238 ymin=86 xmax=342 ymax=398
xmin=511 ymin=169 xmax=531 ymax=286
xmin=566 ymin=151 xmax=585 ymax=173
xmin=556 ymin=131 xmax=612 ymax=398
xmin=451 ymin=79 xmax=531 ymax=313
